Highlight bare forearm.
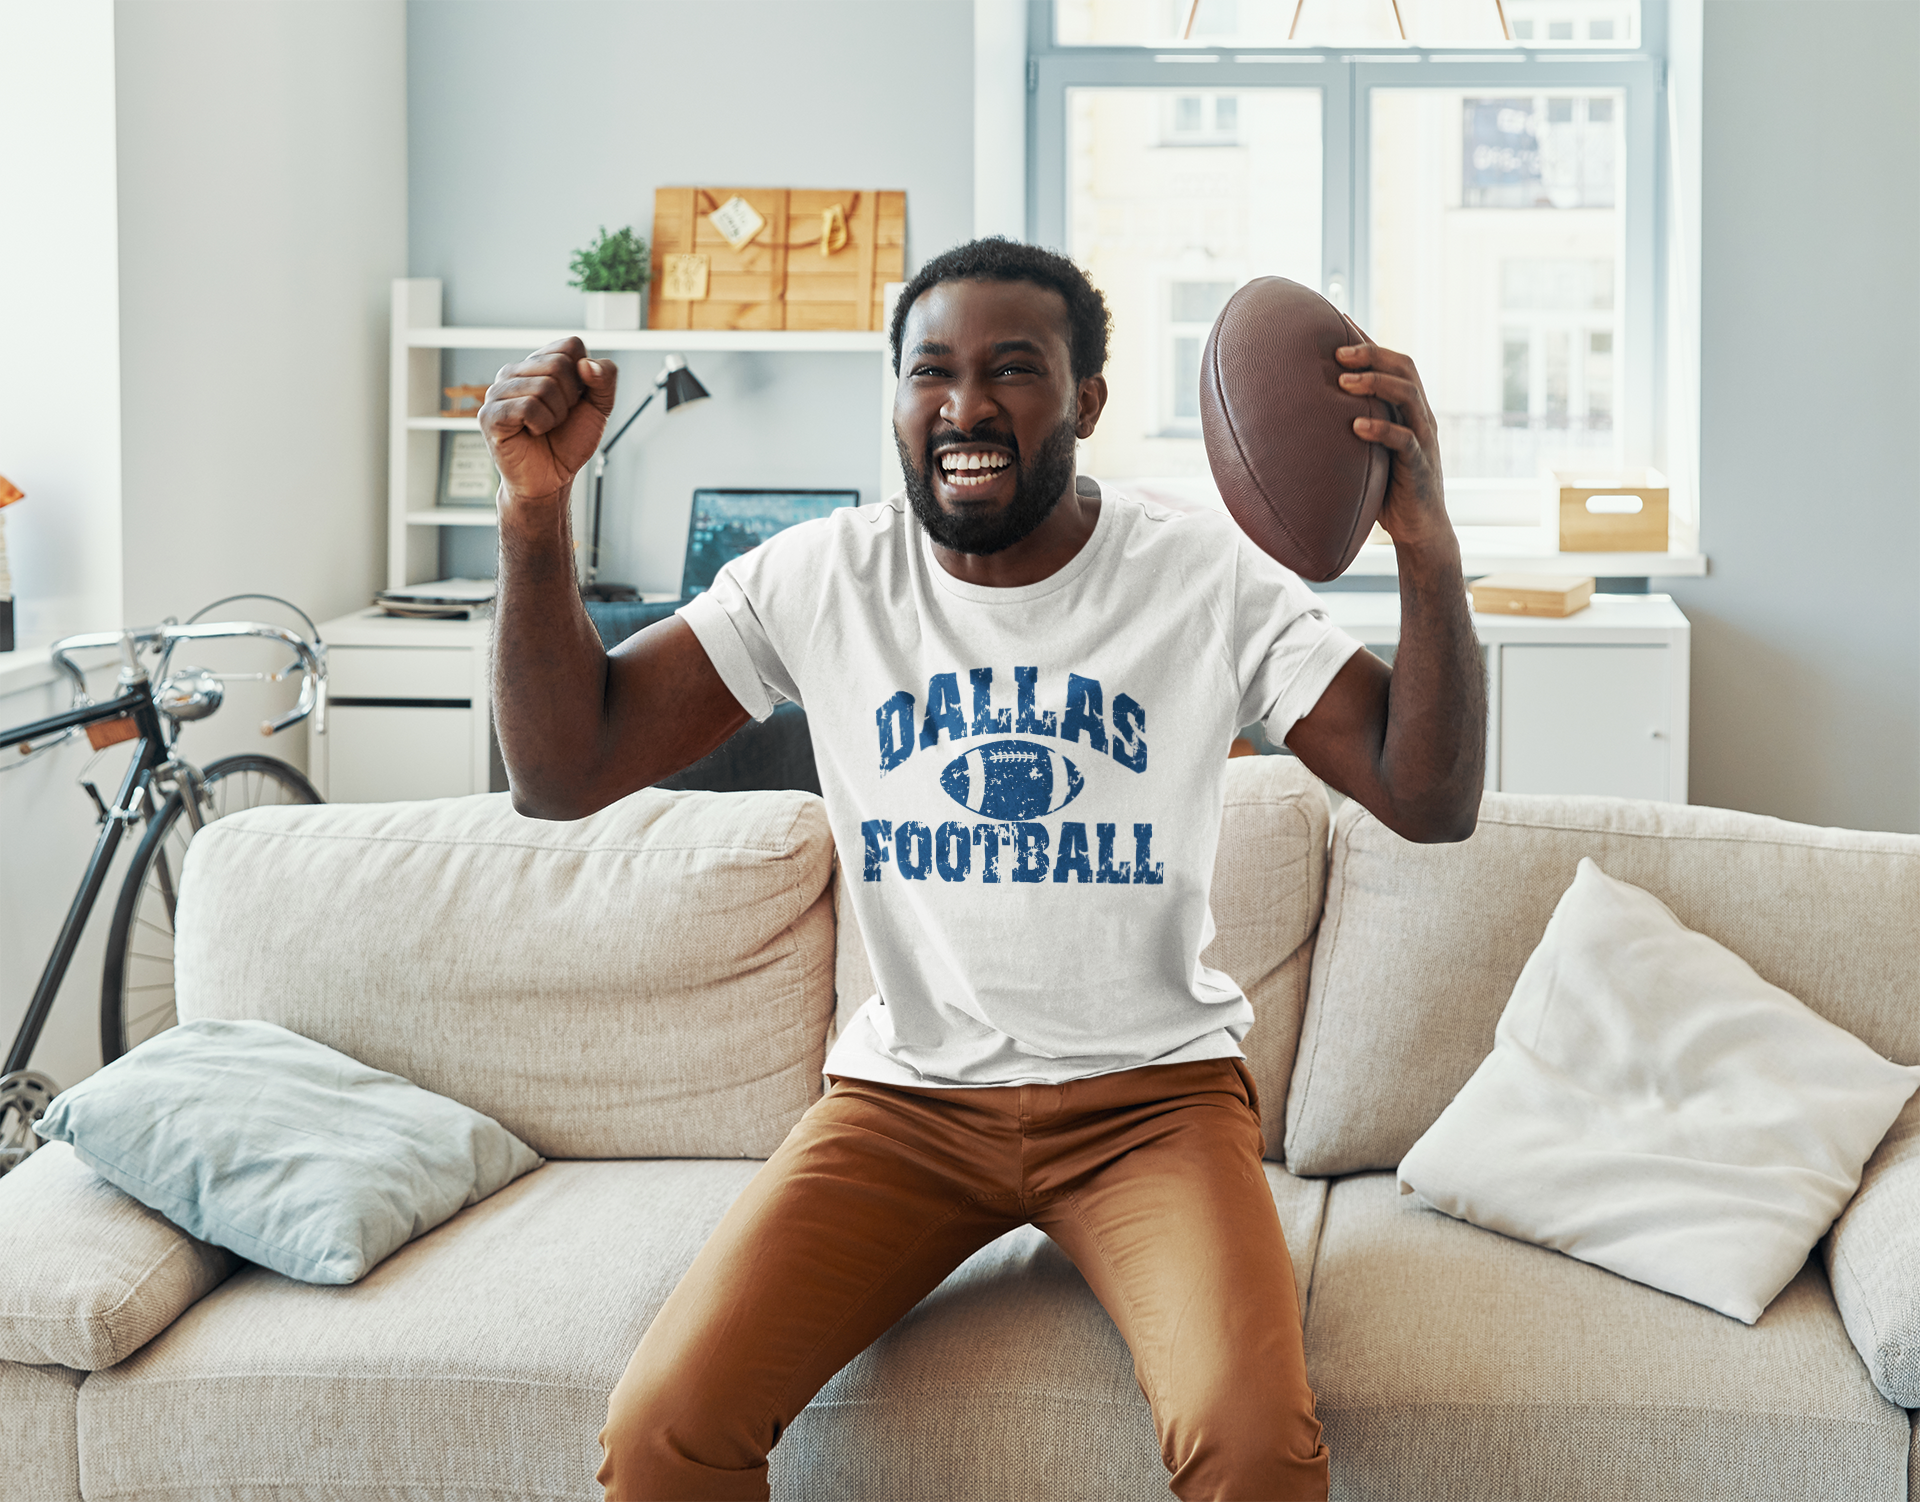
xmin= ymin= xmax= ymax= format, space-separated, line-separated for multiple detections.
xmin=492 ymin=489 xmax=616 ymax=817
xmin=1380 ymin=534 xmax=1485 ymax=839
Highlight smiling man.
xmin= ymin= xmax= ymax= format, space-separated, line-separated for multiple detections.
xmin=482 ymin=238 xmax=1484 ymax=1502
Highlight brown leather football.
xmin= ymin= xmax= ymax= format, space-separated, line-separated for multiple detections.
xmin=1199 ymin=276 xmax=1397 ymax=582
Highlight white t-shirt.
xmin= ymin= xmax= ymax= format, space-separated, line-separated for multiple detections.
xmin=677 ymin=485 xmax=1360 ymax=1088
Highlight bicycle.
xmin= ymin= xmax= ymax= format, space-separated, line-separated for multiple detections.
xmin=0 ymin=603 xmax=328 ymax=1172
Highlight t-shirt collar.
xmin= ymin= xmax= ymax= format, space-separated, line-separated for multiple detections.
xmin=918 ymin=482 xmax=1118 ymax=606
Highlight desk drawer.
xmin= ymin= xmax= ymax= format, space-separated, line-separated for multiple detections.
xmin=328 ymin=647 xmax=472 ymax=703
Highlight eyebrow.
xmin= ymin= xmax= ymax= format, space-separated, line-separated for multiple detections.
xmin=907 ymin=338 xmax=1047 ymax=358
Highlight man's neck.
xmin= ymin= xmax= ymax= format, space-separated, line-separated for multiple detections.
xmin=929 ymin=474 xmax=1103 ymax=590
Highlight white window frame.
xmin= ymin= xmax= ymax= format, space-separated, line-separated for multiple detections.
xmin=1024 ymin=0 xmax=1673 ymax=546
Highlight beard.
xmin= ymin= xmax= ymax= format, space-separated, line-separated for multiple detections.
xmin=899 ymin=417 xmax=1079 ymax=556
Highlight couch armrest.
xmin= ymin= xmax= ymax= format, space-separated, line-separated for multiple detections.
xmin=0 ymin=1142 xmax=232 ymax=1369
xmin=1826 ymin=1094 xmax=1920 ymax=1407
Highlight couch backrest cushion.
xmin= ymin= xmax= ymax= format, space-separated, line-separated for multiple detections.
xmin=832 ymin=755 xmax=1329 ymax=1159
xmin=1285 ymin=793 xmax=1920 ymax=1177
xmin=175 ymin=789 xmax=837 ymax=1160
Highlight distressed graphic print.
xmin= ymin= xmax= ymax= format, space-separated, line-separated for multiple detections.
xmin=863 ymin=667 xmax=1163 ymax=887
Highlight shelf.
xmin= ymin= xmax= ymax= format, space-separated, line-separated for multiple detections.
xmin=405 ymin=327 xmax=889 ymax=354
xmin=406 ymin=508 xmax=498 ymax=527
xmin=406 ymin=416 xmax=480 ymax=431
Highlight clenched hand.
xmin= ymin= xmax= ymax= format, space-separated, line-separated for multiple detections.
xmin=479 ymin=336 xmax=618 ymax=505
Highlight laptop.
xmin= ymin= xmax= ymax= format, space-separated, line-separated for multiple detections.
xmin=680 ymin=489 xmax=859 ymax=601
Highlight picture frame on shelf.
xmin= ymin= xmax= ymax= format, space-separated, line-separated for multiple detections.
xmin=439 ymin=431 xmax=499 ymax=508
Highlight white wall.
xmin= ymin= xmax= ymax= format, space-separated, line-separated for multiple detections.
xmin=115 ymin=0 xmax=407 ymax=772
xmin=409 ymin=0 xmax=977 ymax=591
xmin=0 ymin=0 xmax=407 ymax=1092
xmin=1667 ymin=0 xmax=1920 ymax=832
xmin=0 ymin=0 xmax=124 ymax=646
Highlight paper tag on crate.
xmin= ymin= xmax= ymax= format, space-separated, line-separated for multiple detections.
xmin=707 ymin=195 xmax=765 ymax=250
xmin=662 ymin=253 xmax=710 ymax=301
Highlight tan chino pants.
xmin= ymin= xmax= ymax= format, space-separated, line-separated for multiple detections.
xmin=598 ymin=1057 xmax=1329 ymax=1501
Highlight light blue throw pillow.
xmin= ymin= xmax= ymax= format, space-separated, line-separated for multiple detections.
xmin=35 ymin=1018 xmax=542 ymax=1285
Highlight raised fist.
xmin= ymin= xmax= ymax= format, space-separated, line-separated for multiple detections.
xmin=478 ymin=336 xmax=618 ymax=504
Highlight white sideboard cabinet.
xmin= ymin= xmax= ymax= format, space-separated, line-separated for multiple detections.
xmin=310 ymin=610 xmax=496 ymax=803
xmin=315 ymin=596 xmax=1689 ymax=806
xmin=1316 ymin=593 xmax=1691 ymax=803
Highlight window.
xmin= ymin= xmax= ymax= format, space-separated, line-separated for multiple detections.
xmin=1064 ymin=84 xmax=1320 ymax=477
xmin=1031 ymin=0 xmax=1661 ymax=534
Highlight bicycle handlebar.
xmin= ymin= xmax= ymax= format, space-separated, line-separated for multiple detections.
xmin=48 ymin=622 xmax=325 ymax=738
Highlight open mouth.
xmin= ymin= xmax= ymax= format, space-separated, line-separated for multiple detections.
xmin=935 ymin=447 xmax=1015 ymax=492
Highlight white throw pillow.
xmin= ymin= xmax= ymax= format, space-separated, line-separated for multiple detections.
xmin=1398 ymin=857 xmax=1920 ymax=1324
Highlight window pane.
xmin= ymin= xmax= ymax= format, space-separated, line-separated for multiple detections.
xmin=1371 ymin=87 xmax=1624 ymax=506
xmin=1054 ymin=0 xmax=1637 ymax=47
xmin=1069 ymin=86 xmax=1321 ymax=478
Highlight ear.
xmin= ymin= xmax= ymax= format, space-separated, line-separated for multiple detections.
xmin=1074 ymin=374 xmax=1109 ymax=440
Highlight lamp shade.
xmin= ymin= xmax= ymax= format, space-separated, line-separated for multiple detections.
xmin=662 ymin=357 xmax=710 ymax=411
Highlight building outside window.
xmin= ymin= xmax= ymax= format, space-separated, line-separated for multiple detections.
xmin=1033 ymin=0 xmax=1667 ymax=536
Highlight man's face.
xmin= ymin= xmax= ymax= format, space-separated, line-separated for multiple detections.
xmin=893 ymin=279 xmax=1105 ymax=556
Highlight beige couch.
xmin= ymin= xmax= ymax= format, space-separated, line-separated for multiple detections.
xmin=8 ymin=757 xmax=1920 ymax=1501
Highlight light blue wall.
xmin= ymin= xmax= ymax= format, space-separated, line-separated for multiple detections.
xmin=1671 ymin=0 xmax=1920 ymax=832
xmin=408 ymin=0 xmax=975 ymax=591
xmin=408 ymin=0 xmax=1920 ymax=832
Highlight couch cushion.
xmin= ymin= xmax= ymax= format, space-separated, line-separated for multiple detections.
xmin=174 ymin=789 xmax=837 ymax=1160
xmin=74 ymin=1157 xmax=1326 ymax=1502
xmin=1287 ymin=794 xmax=1920 ymax=1176
xmin=781 ymin=1162 xmax=1326 ymax=1502
xmin=1304 ymin=1174 xmax=1908 ymax=1502
xmin=834 ymin=755 xmax=1330 ymax=1159
xmin=1827 ymin=1093 xmax=1920 ymax=1405
xmin=76 ymin=1159 xmax=761 ymax=1501
xmin=0 ymin=1141 xmax=232 ymax=1369
xmin=3 ymin=1359 xmax=84 ymax=1502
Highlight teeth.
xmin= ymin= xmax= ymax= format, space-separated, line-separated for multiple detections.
xmin=939 ymin=450 xmax=1011 ymax=484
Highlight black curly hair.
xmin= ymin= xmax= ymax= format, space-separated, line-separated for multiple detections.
xmin=889 ymin=238 xmax=1112 ymax=383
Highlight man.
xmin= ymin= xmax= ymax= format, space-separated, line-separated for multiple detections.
xmin=481 ymin=238 xmax=1484 ymax=1501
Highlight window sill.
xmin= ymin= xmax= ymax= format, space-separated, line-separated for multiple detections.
xmin=1347 ymin=525 xmax=1707 ymax=577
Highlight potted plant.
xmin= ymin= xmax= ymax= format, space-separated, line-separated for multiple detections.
xmin=569 ymin=225 xmax=650 ymax=330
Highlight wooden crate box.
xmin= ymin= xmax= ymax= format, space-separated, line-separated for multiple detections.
xmin=649 ymin=187 xmax=905 ymax=332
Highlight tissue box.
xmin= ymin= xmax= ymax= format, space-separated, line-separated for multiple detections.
xmin=1552 ymin=468 xmax=1669 ymax=552
xmin=1470 ymin=573 xmax=1595 ymax=619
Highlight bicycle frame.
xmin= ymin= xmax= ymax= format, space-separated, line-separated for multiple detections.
xmin=0 ymin=686 xmax=171 ymax=1077
xmin=0 ymin=622 xmax=323 ymax=1078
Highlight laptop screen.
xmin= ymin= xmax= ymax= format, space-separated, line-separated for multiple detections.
xmin=681 ymin=489 xmax=860 ymax=600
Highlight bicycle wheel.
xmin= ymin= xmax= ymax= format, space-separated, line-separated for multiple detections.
xmin=101 ymin=754 xmax=321 ymax=1063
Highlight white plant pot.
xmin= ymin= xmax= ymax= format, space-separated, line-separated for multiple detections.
xmin=583 ymin=291 xmax=642 ymax=331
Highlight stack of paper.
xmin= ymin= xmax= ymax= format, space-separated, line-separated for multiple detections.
xmin=372 ymin=577 xmax=496 ymax=620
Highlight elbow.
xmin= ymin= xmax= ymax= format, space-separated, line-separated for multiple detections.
xmin=1381 ymin=794 xmax=1481 ymax=845
xmin=509 ymin=782 xmax=605 ymax=822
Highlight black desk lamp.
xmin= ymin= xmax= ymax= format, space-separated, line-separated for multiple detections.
xmin=583 ymin=354 xmax=711 ymax=602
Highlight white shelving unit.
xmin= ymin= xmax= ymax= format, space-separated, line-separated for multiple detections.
xmin=388 ymin=278 xmax=901 ymax=589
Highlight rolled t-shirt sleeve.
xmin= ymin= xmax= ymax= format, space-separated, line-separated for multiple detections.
xmin=1230 ymin=536 xmax=1363 ymax=742
xmin=675 ymin=537 xmax=811 ymax=723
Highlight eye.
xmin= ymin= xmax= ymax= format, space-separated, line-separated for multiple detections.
xmin=910 ymin=363 xmax=950 ymax=379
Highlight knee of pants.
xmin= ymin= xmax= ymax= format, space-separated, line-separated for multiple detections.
xmin=599 ymin=1352 xmax=777 ymax=1491
xmin=1157 ymin=1364 xmax=1326 ymax=1476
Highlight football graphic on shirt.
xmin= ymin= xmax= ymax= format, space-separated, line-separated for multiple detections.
xmin=939 ymin=739 xmax=1085 ymax=820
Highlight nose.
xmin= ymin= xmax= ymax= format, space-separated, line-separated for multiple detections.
xmin=940 ymin=374 xmax=1002 ymax=438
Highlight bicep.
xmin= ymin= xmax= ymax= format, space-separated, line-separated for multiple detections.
xmin=600 ymin=616 xmax=753 ymax=794
xmin=1281 ymin=648 xmax=1391 ymax=802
